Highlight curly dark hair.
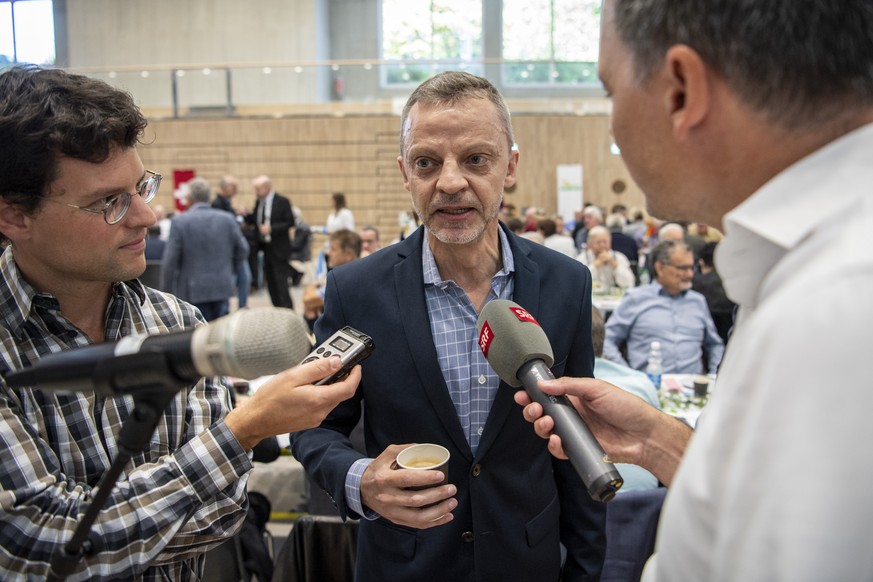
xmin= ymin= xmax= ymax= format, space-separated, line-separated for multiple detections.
xmin=0 ymin=65 xmax=147 ymax=223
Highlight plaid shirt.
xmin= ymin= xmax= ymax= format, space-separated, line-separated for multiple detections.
xmin=0 ymin=248 xmax=252 ymax=581
xmin=344 ymin=228 xmax=515 ymax=517
xmin=422 ymin=229 xmax=514 ymax=453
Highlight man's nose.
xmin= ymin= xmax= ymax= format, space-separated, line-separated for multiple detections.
xmin=436 ymin=160 xmax=467 ymax=194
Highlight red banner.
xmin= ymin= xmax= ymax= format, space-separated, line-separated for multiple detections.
xmin=172 ymin=169 xmax=196 ymax=213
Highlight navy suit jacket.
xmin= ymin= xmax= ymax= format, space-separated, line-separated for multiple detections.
xmin=291 ymin=225 xmax=605 ymax=582
xmin=247 ymin=193 xmax=294 ymax=259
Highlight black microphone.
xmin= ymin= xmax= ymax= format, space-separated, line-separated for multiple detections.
xmin=477 ymin=299 xmax=623 ymax=502
xmin=5 ymin=307 xmax=313 ymax=396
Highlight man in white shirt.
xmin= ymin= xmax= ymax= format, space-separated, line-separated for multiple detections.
xmin=517 ymin=1 xmax=873 ymax=580
xmin=577 ymin=225 xmax=635 ymax=289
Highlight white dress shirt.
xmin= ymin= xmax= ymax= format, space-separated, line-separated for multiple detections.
xmin=646 ymin=122 xmax=873 ymax=581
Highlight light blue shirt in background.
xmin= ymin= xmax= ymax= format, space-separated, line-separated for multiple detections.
xmin=604 ymin=281 xmax=724 ymax=374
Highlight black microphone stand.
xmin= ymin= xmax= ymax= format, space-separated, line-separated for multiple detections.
xmin=46 ymin=352 xmax=188 ymax=581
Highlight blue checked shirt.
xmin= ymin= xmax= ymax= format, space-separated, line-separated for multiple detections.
xmin=345 ymin=229 xmax=514 ymax=518
xmin=0 ymin=248 xmax=252 ymax=581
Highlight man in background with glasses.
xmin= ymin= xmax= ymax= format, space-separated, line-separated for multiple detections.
xmin=603 ymin=240 xmax=724 ymax=375
xmin=0 ymin=66 xmax=359 ymax=580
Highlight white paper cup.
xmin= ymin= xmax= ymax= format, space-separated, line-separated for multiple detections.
xmin=395 ymin=444 xmax=450 ymax=488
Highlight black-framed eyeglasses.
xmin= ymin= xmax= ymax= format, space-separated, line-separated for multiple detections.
xmin=44 ymin=170 xmax=162 ymax=225
xmin=665 ymin=263 xmax=695 ymax=272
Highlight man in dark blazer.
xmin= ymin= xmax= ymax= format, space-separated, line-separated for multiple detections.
xmin=246 ymin=175 xmax=294 ymax=308
xmin=291 ymin=71 xmax=605 ymax=582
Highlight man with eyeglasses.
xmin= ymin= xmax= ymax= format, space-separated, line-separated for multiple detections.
xmin=603 ymin=239 xmax=724 ymax=375
xmin=359 ymin=224 xmax=381 ymax=256
xmin=0 ymin=65 xmax=359 ymax=580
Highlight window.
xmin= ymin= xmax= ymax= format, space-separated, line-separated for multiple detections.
xmin=502 ymin=0 xmax=600 ymax=86
xmin=381 ymin=0 xmax=482 ymax=85
xmin=0 ymin=0 xmax=55 ymax=67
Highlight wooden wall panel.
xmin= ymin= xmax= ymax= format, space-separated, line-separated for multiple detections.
xmin=139 ymin=114 xmax=644 ymax=241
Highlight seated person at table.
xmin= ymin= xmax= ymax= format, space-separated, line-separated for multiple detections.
xmin=539 ymin=217 xmax=577 ymax=257
xmin=578 ymin=226 xmax=636 ymax=290
xmin=604 ymin=240 xmax=724 ymax=374
xmin=303 ymin=229 xmax=361 ymax=328
xmin=592 ymin=307 xmax=660 ymax=493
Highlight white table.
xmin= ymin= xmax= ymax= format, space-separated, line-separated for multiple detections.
xmin=247 ymin=455 xmax=310 ymax=514
xmin=659 ymin=373 xmax=715 ymax=428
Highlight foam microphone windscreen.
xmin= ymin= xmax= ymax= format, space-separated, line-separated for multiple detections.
xmin=192 ymin=307 xmax=312 ymax=379
xmin=476 ymin=299 xmax=554 ymax=387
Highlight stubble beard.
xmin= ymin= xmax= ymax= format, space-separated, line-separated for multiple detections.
xmin=415 ymin=197 xmax=502 ymax=246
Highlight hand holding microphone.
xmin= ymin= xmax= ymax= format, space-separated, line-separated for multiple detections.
xmin=5 ymin=307 xmax=363 ymax=450
xmin=516 ymin=377 xmax=693 ymax=488
xmin=477 ymin=300 xmax=623 ymax=502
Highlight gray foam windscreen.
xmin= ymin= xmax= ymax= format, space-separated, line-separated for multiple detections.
xmin=193 ymin=307 xmax=312 ymax=379
xmin=476 ymin=299 xmax=554 ymax=387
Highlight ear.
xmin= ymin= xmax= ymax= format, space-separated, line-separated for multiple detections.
xmin=397 ymin=155 xmax=412 ymax=193
xmin=663 ymin=44 xmax=711 ymax=141
xmin=0 ymin=198 xmax=33 ymax=243
xmin=503 ymin=149 xmax=519 ymax=189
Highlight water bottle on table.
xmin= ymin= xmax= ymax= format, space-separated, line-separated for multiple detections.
xmin=646 ymin=341 xmax=662 ymax=389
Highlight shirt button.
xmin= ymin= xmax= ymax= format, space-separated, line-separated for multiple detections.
xmin=462 ymin=531 xmax=474 ymax=543
xmin=477 ymin=375 xmax=486 ymax=385
xmin=471 ymin=464 xmax=482 ymax=477
xmin=477 ymin=427 xmax=484 ymax=436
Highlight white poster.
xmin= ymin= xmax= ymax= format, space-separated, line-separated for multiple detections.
xmin=557 ymin=164 xmax=583 ymax=222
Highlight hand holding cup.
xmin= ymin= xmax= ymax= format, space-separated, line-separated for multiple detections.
xmin=394 ymin=443 xmax=450 ymax=489
xmin=360 ymin=443 xmax=456 ymax=529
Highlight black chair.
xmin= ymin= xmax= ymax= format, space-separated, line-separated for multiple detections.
xmin=601 ymin=487 xmax=668 ymax=582
xmin=202 ymin=537 xmax=250 ymax=582
xmin=272 ymin=515 xmax=359 ymax=582
xmin=289 ymin=223 xmax=312 ymax=286
xmin=289 ymin=222 xmax=313 ymax=263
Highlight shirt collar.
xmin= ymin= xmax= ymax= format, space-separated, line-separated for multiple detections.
xmin=650 ymin=280 xmax=686 ymax=298
xmin=718 ymin=121 xmax=873 ymax=308
xmin=0 ymin=247 xmax=42 ymax=337
xmin=422 ymin=226 xmax=515 ymax=287
xmin=0 ymin=247 xmax=146 ymax=338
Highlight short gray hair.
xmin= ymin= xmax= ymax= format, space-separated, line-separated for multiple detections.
xmin=188 ymin=178 xmax=211 ymax=203
xmin=611 ymin=0 xmax=873 ymax=130
xmin=587 ymin=225 xmax=611 ymax=240
xmin=400 ymin=71 xmax=514 ymax=156
xmin=650 ymin=239 xmax=691 ymax=279
xmin=583 ymin=206 xmax=603 ymax=222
